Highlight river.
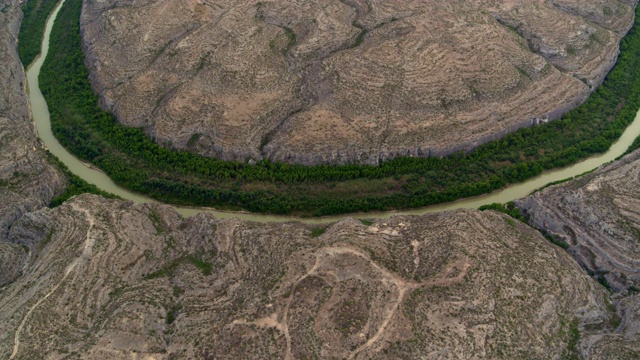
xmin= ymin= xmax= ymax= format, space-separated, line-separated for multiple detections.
xmin=26 ymin=0 xmax=640 ymax=224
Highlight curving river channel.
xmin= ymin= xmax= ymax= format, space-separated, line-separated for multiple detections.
xmin=26 ymin=0 xmax=640 ymax=224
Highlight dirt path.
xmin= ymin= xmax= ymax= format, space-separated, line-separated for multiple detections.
xmin=348 ymin=284 xmax=407 ymax=360
xmin=241 ymin=243 xmax=469 ymax=359
xmin=9 ymin=259 xmax=78 ymax=359
xmin=10 ymin=204 xmax=95 ymax=359
xmin=280 ymin=245 xmax=418 ymax=360
xmin=283 ymin=253 xmax=321 ymax=360
xmin=327 ymin=247 xmax=415 ymax=360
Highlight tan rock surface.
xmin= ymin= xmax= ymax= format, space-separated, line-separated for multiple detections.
xmin=81 ymin=0 xmax=636 ymax=164
xmin=0 ymin=195 xmax=621 ymax=359
xmin=0 ymin=242 xmax=27 ymax=287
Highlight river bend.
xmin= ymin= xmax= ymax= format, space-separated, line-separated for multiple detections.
xmin=26 ymin=0 xmax=640 ymax=224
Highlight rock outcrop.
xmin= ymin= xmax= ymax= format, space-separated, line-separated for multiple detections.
xmin=0 ymin=195 xmax=623 ymax=359
xmin=0 ymin=0 xmax=65 ymax=242
xmin=580 ymin=294 xmax=640 ymax=358
xmin=517 ymin=149 xmax=640 ymax=293
xmin=80 ymin=0 xmax=636 ymax=165
xmin=0 ymin=241 xmax=27 ymax=287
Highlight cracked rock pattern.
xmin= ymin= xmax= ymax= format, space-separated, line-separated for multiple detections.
xmin=0 ymin=1 xmax=639 ymax=358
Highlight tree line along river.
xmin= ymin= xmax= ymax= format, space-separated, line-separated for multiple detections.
xmin=25 ymin=0 xmax=640 ymax=224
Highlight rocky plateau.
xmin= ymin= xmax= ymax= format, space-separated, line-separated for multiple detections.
xmin=0 ymin=195 xmax=630 ymax=359
xmin=81 ymin=0 xmax=637 ymax=165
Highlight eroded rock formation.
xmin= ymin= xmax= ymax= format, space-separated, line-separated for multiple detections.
xmin=81 ymin=0 xmax=636 ymax=164
xmin=517 ymin=149 xmax=640 ymax=293
xmin=0 ymin=195 xmax=623 ymax=358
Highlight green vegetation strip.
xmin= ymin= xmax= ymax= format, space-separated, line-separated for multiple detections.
xmin=478 ymin=202 xmax=526 ymax=222
xmin=27 ymin=0 xmax=640 ymax=216
xmin=18 ymin=0 xmax=59 ymax=67
xmin=45 ymin=151 xmax=119 ymax=207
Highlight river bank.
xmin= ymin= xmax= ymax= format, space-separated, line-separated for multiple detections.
xmin=24 ymin=0 xmax=640 ymax=222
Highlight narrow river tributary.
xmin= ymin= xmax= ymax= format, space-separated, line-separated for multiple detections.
xmin=26 ymin=0 xmax=640 ymax=224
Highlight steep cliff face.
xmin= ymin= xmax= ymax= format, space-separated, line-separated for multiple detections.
xmin=517 ymin=151 xmax=640 ymax=357
xmin=0 ymin=195 xmax=622 ymax=359
xmin=80 ymin=0 xmax=636 ymax=165
xmin=0 ymin=0 xmax=65 ymax=243
xmin=517 ymin=149 xmax=640 ymax=293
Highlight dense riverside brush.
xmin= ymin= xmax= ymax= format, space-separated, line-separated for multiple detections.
xmin=24 ymin=0 xmax=640 ymax=216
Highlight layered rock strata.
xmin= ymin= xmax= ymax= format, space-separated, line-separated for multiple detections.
xmin=517 ymin=149 xmax=640 ymax=293
xmin=81 ymin=0 xmax=636 ymax=164
xmin=0 ymin=195 xmax=624 ymax=359
xmin=1 ymin=2 xmax=639 ymax=357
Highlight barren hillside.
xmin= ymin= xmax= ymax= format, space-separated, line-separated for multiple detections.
xmin=81 ymin=0 xmax=636 ymax=164
xmin=514 ymin=149 xmax=640 ymax=357
xmin=0 ymin=195 xmax=627 ymax=358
